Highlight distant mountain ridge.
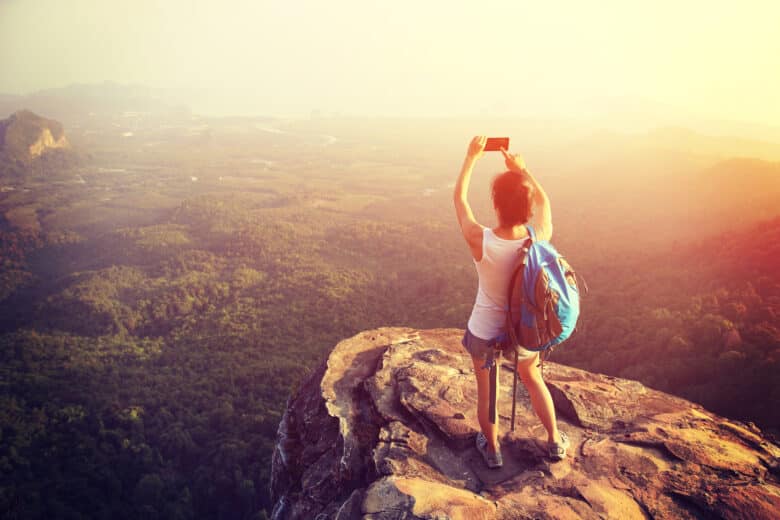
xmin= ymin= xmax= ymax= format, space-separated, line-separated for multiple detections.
xmin=702 ymin=157 xmax=780 ymax=188
xmin=685 ymin=157 xmax=780 ymax=224
xmin=0 ymin=82 xmax=191 ymax=127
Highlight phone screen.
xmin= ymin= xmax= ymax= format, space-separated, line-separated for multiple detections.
xmin=484 ymin=137 xmax=509 ymax=152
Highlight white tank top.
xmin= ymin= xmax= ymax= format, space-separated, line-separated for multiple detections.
xmin=467 ymin=227 xmax=530 ymax=340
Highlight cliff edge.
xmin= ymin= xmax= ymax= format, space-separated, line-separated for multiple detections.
xmin=270 ymin=328 xmax=780 ymax=519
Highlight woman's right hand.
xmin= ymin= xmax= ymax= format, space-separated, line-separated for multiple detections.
xmin=466 ymin=136 xmax=487 ymax=161
xmin=500 ymin=147 xmax=527 ymax=173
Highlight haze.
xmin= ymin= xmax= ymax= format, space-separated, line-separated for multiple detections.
xmin=1 ymin=0 xmax=779 ymax=128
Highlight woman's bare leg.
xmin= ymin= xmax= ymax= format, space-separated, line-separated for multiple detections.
xmin=470 ymin=354 xmax=499 ymax=452
xmin=516 ymin=354 xmax=561 ymax=444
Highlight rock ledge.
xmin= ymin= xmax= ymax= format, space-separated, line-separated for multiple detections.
xmin=271 ymin=328 xmax=780 ymax=519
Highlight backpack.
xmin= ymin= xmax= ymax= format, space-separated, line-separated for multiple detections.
xmin=504 ymin=224 xmax=581 ymax=356
xmin=491 ymin=224 xmax=583 ymax=431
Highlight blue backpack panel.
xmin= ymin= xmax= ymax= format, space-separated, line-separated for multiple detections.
xmin=505 ymin=224 xmax=581 ymax=352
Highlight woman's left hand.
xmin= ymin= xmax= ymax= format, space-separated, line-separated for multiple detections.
xmin=466 ymin=136 xmax=487 ymax=161
xmin=500 ymin=147 xmax=527 ymax=173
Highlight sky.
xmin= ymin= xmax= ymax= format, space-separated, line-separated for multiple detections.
xmin=1 ymin=0 xmax=779 ymax=125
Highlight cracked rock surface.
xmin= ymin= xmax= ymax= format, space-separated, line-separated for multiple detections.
xmin=270 ymin=328 xmax=780 ymax=519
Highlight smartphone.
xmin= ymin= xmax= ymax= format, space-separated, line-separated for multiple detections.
xmin=484 ymin=137 xmax=509 ymax=152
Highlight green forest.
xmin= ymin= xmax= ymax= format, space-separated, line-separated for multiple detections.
xmin=1 ymin=114 xmax=779 ymax=519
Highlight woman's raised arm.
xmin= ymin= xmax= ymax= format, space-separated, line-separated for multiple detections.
xmin=453 ymin=136 xmax=486 ymax=259
xmin=500 ymin=149 xmax=553 ymax=241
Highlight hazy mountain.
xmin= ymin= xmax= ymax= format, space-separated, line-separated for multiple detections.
xmin=688 ymin=158 xmax=780 ymax=222
xmin=702 ymin=157 xmax=780 ymax=191
xmin=0 ymin=109 xmax=80 ymax=181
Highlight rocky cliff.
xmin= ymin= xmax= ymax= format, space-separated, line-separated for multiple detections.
xmin=270 ymin=328 xmax=780 ymax=519
xmin=0 ymin=109 xmax=70 ymax=160
xmin=0 ymin=109 xmax=77 ymax=181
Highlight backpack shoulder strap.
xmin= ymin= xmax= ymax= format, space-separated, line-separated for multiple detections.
xmin=525 ymin=223 xmax=536 ymax=242
xmin=505 ymin=262 xmax=524 ymax=347
xmin=505 ymin=243 xmax=530 ymax=347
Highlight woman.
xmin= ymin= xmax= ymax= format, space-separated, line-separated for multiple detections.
xmin=453 ymin=135 xmax=569 ymax=468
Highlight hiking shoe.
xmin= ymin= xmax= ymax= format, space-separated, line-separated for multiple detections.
xmin=548 ymin=431 xmax=570 ymax=462
xmin=476 ymin=432 xmax=503 ymax=469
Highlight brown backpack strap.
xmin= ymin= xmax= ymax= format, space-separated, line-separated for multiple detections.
xmin=505 ymin=245 xmax=530 ymax=347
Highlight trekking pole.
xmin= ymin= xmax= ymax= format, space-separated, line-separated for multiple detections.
xmin=511 ymin=347 xmax=518 ymax=431
xmin=488 ymin=356 xmax=499 ymax=424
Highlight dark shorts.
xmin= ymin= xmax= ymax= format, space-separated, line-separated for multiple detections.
xmin=461 ymin=328 xmax=538 ymax=364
